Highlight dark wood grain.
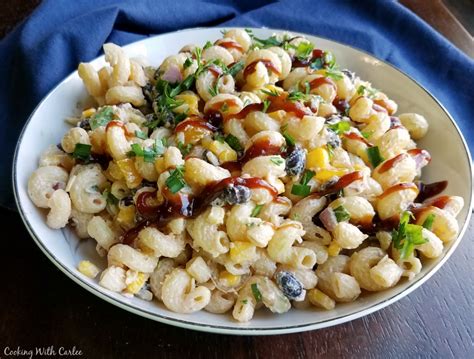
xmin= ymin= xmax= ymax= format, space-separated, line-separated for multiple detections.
xmin=2 ymin=209 xmax=473 ymax=358
xmin=400 ymin=0 xmax=474 ymax=58
xmin=2 ymin=2 xmax=474 ymax=358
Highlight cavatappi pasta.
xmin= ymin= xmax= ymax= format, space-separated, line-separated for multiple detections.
xmin=28 ymin=29 xmax=464 ymax=322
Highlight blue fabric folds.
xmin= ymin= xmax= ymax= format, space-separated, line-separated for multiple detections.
xmin=1 ymin=0 xmax=473 ymax=210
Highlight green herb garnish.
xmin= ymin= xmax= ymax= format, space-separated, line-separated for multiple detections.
xmin=325 ymin=68 xmax=343 ymax=81
xmin=72 ymin=143 xmax=92 ymax=162
xmin=251 ymin=283 xmax=262 ymax=301
xmin=90 ymin=107 xmax=114 ymax=130
xmin=203 ymin=41 xmax=213 ymax=50
xmin=165 ymin=166 xmax=187 ymax=193
xmin=328 ymin=121 xmax=351 ymax=134
xmin=366 ymin=146 xmax=384 ymax=168
xmin=251 ymin=204 xmax=263 ymax=217
xmin=102 ymin=189 xmax=119 ymax=206
xmin=357 ymin=85 xmax=378 ymax=98
xmin=392 ymin=211 xmax=428 ymax=259
xmin=422 ymin=214 xmax=436 ymax=231
xmin=251 ymin=35 xmax=283 ymax=48
xmin=270 ymin=156 xmax=284 ymax=165
xmin=291 ymin=170 xmax=315 ymax=197
xmin=293 ymin=42 xmax=314 ymax=60
xmin=225 ymin=134 xmax=243 ymax=152
xmin=333 ymin=205 xmax=350 ymax=222
xmin=281 ymin=124 xmax=295 ymax=146
xmin=242 ymin=299 xmax=248 ymax=304
xmin=228 ymin=60 xmax=245 ymax=77
xmin=135 ymin=130 xmax=147 ymax=140
xmin=177 ymin=142 xmax=192 ymax=156
xmin=262 ymin=99 xmax=271 ymax=113
xmin=361 ymin=131 xmax=373 ymax=139
xmin=183 ymin=57 xmax=193 ymax=69
xmin=288 ymin=90 xmax=308 ymax=102
xmin=260 ymin=88 xmax=280 ymax=97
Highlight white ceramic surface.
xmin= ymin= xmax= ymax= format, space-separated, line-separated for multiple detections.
xmin=13 ymin=27 xmax=473 ymax=335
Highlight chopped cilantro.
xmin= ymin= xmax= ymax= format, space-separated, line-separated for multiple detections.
xmin=328 ymin=121 xmax=351 ymax=134
xmin=392 ymin=211 xmax=427 ymax=259
xmin=90 ymin=107 xmax=114 ymax=130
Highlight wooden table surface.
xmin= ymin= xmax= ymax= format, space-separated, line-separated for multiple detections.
xmin=2 ymin=1 xmax=473 ymax=358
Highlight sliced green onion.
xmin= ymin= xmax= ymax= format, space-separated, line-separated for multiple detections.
xmin=251 ymin=283 xmax=262 ymax=301
xmin=165 ymin=166 xmax=186 ymax=193
xmin=333 ymin=205 xmax=350 ymax=222
xmin=251 ymin=204 xmax=263 ymax=217
xmin=291 ymin=184 xmax=311 ymax=197
xmin=422 ymin=214 xmax=436 ymax=231
xmin=225 ymin=134 xmax=243 ymax=152
xmin=300 ymin=170 xmax=316 ymax=186
xmin=72 ymin=143 xmax=92 ymax=161
xmin=367 ymin=146 xmax=384 ymax=168
xmin=328 ymin=121 xmax=350 ymax=134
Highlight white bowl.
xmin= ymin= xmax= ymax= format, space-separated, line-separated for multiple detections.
xmin=13 ymin=27 xmax=473 ymax=335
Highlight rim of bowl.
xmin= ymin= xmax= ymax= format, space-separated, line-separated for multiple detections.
xmin=12 ymin=27 xmax=474 ymax=335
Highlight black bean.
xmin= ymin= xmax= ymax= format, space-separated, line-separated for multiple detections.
xmin=79 ymin=119 xmax=91 ymax=131
xmin=326 ymin=128 xmax=341 ymax=148
xmin=143 ymin=83 xmax=155 ymax=103
xmin=120 ymin=196 xmax=134 ymax=207
xmin=276 ymin=271 xmax=304 ymax=300
xmin=341 ymin=69 xmax=355 ymax=82
xmin=285 ymin=146 xmax=306 ymax=176
xmin=222 ymin=185 xmax=251 ymax=205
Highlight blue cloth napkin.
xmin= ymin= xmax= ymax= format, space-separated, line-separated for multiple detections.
xmin=1 ymin=0 xmax=473 ymax=210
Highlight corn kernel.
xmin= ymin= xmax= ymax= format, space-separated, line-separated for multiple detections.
xmin=174 ymin=92 xmax=200 ymax=115
xmin=82 ymin=108 xmax=96 ymax=118
xmin=116 ymin=158 xmax=143 ymax=188
xmin=116 ymin=205 xmax=136 ymax=230
xmin=267 ymin=110 xmax=286 ymax=122
xmin=230 ymin=241 xmax=257 ymax=264
xmin=307 ymin=147 xmax=330 ymax=170
xmin=308 ymin=288 xmax=335 ymax=310
xmin=78 ymin=260 xmax=100 ymax=279
xmin=208 ymin=140 xmax=237 ymax=163
xmin=327 ymin=241 xmax=341 ymax=256
xmin=126 ymin=272 xmax=147 ymax=294
xmin=314 ymin=169 xmax=347 ymax=182
xmin=154 ymin=157 xmax=165 ymax=173
xmin=106 ymin=161 xmax=124 ymax=181
xmin=219 ymin=270 xmax=241 ymax=287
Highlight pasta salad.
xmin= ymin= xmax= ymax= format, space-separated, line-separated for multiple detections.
xmin=27 ymin=29 xmax=464 ymax=322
